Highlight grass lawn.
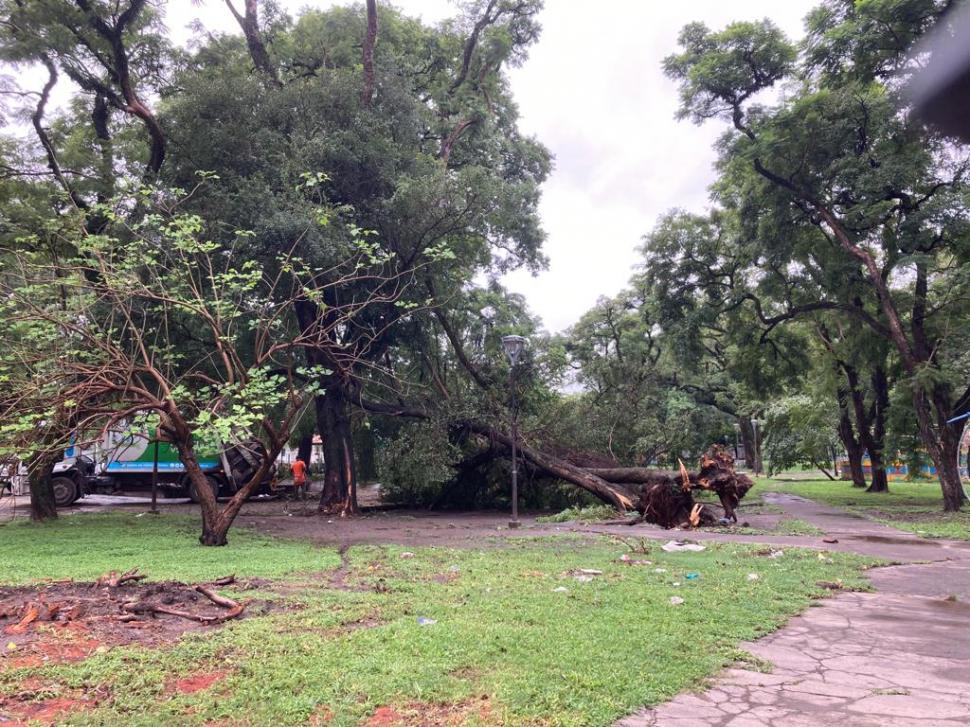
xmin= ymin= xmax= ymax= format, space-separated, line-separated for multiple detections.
xmin=762 ymin=478 xmax=970 ymax=540
xmin=0 ymin=512 xmax=876 ymax=726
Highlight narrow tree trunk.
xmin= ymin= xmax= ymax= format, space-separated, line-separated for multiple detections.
xmin=360 ymin=0 xmax=378 ymax=106
xmin=28 ymin=453 xmax=58 ymax=522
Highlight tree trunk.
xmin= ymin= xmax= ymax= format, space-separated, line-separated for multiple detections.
xmin=314 ymin=382 xmax=359 ymax=515
xmin=865 ymin=366 xmax=890 ymax=493
xmin=738 ymin=416 xmax=757 ymax=472
xmin=28 ymin=453 xmax=58 ymax=522
xmin=297 ymin=435 xmax=312 ymax=466
xmin=913 ymin=384 xmax=967 ymax=512
xmin=836 ymin=388 xmax=867 ymax=488
xmin=360 ymin=0 xmax=378 ymax=106
xmin=461 ymin=420 xmax=637 ymax=510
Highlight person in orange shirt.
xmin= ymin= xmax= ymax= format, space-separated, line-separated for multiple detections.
xmin=287 ymin=457 xmax=308 ymax=514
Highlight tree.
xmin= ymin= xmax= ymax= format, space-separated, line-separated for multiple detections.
xmin=763 ymin=395 xmax=840 ymax=479
xmin=158 ymin=0 xmax=550 ymax=513
xmin=0 ymin=180 xmax=426 ymax=544
xmin=664 ymin=3 xmax=970 ymax=510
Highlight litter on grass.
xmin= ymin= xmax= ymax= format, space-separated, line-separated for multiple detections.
xmin=661 ymin=540 xmax=706 ymax=553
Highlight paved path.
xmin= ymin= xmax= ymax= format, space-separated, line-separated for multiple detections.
xmin=616 ymin=493 xmax=970 ymax=727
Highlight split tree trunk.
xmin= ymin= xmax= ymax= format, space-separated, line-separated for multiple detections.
xmin=837 ymin=388 xmax=867 ymax=488
xmin=177 ymin=440 xmax=272 ymax=546
xmin=314 ymin=382 xmax=359 ymax=515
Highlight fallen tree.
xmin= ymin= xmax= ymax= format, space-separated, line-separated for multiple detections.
xmin=459 ymin=420 xmax=752 ymax=527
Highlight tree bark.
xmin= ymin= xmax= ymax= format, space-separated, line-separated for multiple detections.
xmin=738 ymin=416 xmax=757 ymax=472
xmin=314 ymin=383 xmax=359 ymax=515
xmin=836 ymin=387 xmax=867 ymax=488
xmin=28 ymin=453 xmax=58 ymax=522
xmin=296 ymin=435 xmax=312 ymax=466
xmin=224 ymin=0 xmax=281 ymax=86
xmin=865 ymin=366 xmax=890 ymax=493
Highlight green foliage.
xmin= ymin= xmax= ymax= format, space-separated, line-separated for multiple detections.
xmin=763 ymin=395 xmax=840 ymax=475
xmin=535 ymin=504 xmax=620 ymax=523
xmin=377 ymin=422 xmax=460 ymax=506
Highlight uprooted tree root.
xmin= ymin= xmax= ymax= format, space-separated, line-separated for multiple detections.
xmin=0 ymin=572 xmax=254 ymax=670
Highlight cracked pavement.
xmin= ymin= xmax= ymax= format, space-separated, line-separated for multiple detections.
xmin=615 ymin=493 xmax=970 ymax=727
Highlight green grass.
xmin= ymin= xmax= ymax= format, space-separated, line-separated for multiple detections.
xmin=0 ymin=512 xmax=342 ymax=584
xmin=774 ymin=518 xmax=825 ymax=537
xmin=763 ymin=478 xmax=970 ymax=540
xmin=0 ymin=513 xmax=877 ymax=726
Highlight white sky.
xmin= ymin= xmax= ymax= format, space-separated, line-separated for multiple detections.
xmin=23 ymin=0 xmax=820 ymax=333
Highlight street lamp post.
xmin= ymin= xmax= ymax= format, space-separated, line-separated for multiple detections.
xmin=501 ymin=335 xmax=526 ymax=529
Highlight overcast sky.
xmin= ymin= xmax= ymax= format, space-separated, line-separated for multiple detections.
xmin=31 ymin=1 xmax=821 ymax=333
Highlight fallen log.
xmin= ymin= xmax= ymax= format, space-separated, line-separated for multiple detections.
xmin=462 ymin=422 xmax=751 ymax=527
xmin=460 ymin=420 xmax=637 ymax=511
xmin=95 ymin=568 xmax=146 ymax=588
xmin=624 ymin=447 xmax=753 ymax=527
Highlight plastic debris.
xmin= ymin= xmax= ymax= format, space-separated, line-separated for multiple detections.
xmin=576 ymin=569 xmax=603 ymax=575
xmin=661 ymin=540 xmax=706 ymax=553
xmin=400 ymin=552 xmax=415 ymax=559
xmin=416 ymin=617 xmax=437 ymax=626
xmin=552 ymin=586 xmax=569 ymax=593
xmin=653 ymin=568 xmax=667 ymax=574
xmin=448 ymin=565 xmax=460 ymax=573
xmin=672 ymin=582 xmax=681 ymax=587
xmin=685 ymin=572 xmax=700 ymax=580
xmin=768 ymin=550 xmax=785 ymax=559
xmin=747 ymin=573 xmax=760 ymax=581
xmin=6 ymin=642 xmax=16 ymax=651
xmin=573 ymin=575 xmax=594 ymax=583
xmin=669 ymin=596 xmax=685 ymax=606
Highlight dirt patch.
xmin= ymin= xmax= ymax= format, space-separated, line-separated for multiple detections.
xmin=362 ymin=697 xmax=495 ymax=727
xmin=0 ymin=579 xmax=274 ymax=671
xmin=170 ymin=669 xmax=229 ymax=695
xmin=0 ymin=689 xmax=98 ymax=727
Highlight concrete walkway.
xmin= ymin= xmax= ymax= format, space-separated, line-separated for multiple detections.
xmin=616 ymin=493 xmax=970 ymax=727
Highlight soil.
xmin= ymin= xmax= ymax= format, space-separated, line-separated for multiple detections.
xmin=170 ymin=669 xmax=230 ymax=695
xmin=361 ymin=697 xmax=496 ymax=726
xmin=0 ymin=579 xmax=270 ymax=673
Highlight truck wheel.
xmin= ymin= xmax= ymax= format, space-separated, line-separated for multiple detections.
xmin=188 ymin=475 xmax=220 ymax=504
xmin=51 ymin=477 xmax=78 ymax=508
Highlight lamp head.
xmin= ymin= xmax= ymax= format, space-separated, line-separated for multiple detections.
xmin=501 ymin=335 xmax=527 ymax=366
